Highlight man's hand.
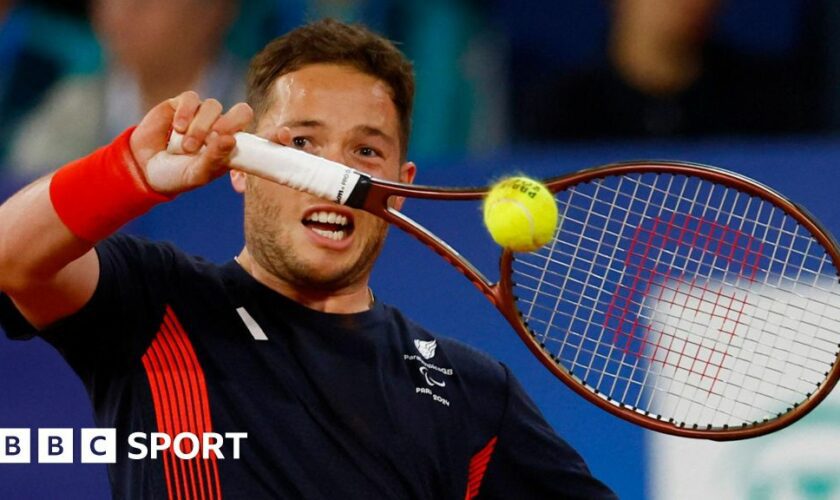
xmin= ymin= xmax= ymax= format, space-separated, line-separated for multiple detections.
xmin=130 ymin=91 xmax=254 ymax=195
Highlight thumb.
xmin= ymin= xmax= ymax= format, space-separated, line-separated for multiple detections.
xmin=130 ymin=99 xmax=178 ymax=166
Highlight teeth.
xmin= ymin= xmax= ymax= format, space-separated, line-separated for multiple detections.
xmin=306 ymin=211 xmax=349 ymax=226
xmin=311 ymin=228 xmax=346 ymax=241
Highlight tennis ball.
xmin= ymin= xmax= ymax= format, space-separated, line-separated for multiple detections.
xmin=483 ymin=176 xmax=558 ymax=252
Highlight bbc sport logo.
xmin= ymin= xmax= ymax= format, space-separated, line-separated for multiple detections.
xmin=0 ymin=429 xmax=247 ymax=464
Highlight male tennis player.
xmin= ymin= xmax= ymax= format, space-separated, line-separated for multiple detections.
xmin=0 ymin=19 xmax=616 ymax=498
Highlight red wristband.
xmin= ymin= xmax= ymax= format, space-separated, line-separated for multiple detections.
xmin=49 ymin=126 xmax=173 ymax=242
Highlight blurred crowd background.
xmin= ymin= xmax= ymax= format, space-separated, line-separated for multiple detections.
xmin=0 ymin=0 xmax=838 ymax=172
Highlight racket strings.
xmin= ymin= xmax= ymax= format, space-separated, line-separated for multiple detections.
xmin=542 ymin=181 xmax=828 ymax=277
xmin=513 ymin=262 xmax=840 ymax=348
xmin=521 ymin=310 xmax=827 ymax=396
xmin=511 ymin=171 xmax=840 ymax=429
xmin=522 ymin=324 xmax=807 ymax=425
xmin=517 ymin=294 xmax=835 ymax=368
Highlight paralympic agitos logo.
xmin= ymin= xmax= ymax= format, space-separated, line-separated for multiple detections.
xmin=0 ymin=429 xmax=247 ymax=463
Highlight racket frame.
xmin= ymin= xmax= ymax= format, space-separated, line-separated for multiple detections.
xmin=360 ymin=161 xmax=840 ymax=440
xmin=168 ymin=130 xmax=840 ymax=439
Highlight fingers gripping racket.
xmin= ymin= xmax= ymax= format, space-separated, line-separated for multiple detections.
xmin=169 ymin=132 xmax=840 ymax=440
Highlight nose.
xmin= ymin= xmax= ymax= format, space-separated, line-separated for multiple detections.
xmin=320 ymin=145 xmax=350 ymax=167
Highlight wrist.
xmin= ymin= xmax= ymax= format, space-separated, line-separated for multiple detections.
xmin=49 ymin=127 xmax=174 ymax=242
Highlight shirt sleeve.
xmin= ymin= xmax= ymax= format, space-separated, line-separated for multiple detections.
xmin=478 ymin=366 xmax=618 ymax=499
xmin=0 ymin=233 xmax=177 ymax=386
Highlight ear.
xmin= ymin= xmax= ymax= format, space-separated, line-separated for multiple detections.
xmin=400 ymin=161 xmax=417 ymax=184
xmin=391 ymin=161 xmax=417 ymax=210
xmin=230 ymin=170 xmax=247 ymax=194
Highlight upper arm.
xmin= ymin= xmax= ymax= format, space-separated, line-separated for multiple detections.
xmin=1 ymin=234 xmax=179 ymax=384
xmin=7 ymin=248 xmax=99 ymax=330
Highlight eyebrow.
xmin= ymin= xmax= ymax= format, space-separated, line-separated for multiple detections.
xmin=284 ymin=121 xmax=396 ymax=146
xmin=283 ymin=119 xmax=324 ymax=129
xmin=352 ymin=125 xmax=396 ymax=146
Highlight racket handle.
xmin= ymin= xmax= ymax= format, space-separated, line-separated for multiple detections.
xmin=167 ymin=130 xmax=370 ymax=206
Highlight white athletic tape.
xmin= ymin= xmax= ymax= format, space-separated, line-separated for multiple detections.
xmin=167 ymin=131 xmax=364 ymax=205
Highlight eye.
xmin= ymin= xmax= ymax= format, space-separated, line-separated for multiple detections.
xmin=357 ymin=146 xmax=380 ymax=158
xmin=292 ymin=137 xmax=309 ymax=149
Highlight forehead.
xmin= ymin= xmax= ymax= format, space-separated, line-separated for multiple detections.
xmin=259 ymin=63 xmax=399 ymax=133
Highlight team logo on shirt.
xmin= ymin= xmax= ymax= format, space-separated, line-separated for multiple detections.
xmin=419 ymin=366 xmax=446 ymax=387
xmin=414 ymin=339 xmax=437 ymax=359
xmin=405 ymin=338 xmax=453 ymax=407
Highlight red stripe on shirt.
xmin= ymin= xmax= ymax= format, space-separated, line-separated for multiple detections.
xmin=142 ymin=306 xmax=222 ymax=500
xmin=161 ymin=314 xmax=207 ymax=500
xmin=464 ymin=436 xmax=498 ymax=499
xmin=155 ymin=318 xmax=201 ymax=500
xmin=166 ymin=308 xmax=222 ymax=498
xmin=142 ymin=342 xmax=178 ymax=500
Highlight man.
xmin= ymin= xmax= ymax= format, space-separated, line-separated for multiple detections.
xmin=0 ymin=19 xmax=616 ymax=498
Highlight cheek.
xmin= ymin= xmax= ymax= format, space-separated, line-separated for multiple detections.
xmin=355 ymin=211 xmax=389 ymax=237
xmin=248 ymin=178 xmax=295 ymax=205
xmin=245 ymin=184 xmax=286 ymax=231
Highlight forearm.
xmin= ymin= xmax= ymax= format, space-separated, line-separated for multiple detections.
xmin=0 ymin=175 xmax=95 ymax=292
xmin=0 ymin=173 xmax=101 ymax=328
xmin=0 ymin=127 xmax=169 ymax=330
xmin=0 ymin=92 xmax=251 ymax=327
xmin=0 ymin=126 xmax=167 ymax=289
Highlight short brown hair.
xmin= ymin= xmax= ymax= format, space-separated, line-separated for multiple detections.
xmin=247 ymin=18 xmax=415 ymax=159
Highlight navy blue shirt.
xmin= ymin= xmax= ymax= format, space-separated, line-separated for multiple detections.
xmin=1 ymin=234 xmax=616 ymax=499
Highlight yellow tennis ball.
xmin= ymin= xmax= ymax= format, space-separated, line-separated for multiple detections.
xmin=483 ymin=176 xmax=559 ymax=252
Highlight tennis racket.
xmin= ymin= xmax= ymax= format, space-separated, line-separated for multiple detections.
xmin=169 ymin=131 xmax=840 ymax=440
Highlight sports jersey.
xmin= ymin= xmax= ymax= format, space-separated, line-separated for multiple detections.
xmin=0 ymin=234 xmax=617 ymax=499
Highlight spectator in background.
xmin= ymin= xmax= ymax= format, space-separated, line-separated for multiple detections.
xmin=7 ymin=0 xmax=245 ymax=175
xmin=0 ymin=0 xmax=62 ymax=162
xmin=516 ymin=0 xmax=824 ymax=142
xmin=275 ymin=0 xmax=507 ymax=156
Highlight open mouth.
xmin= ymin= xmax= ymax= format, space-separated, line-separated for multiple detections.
xmin=302 ymin=209 xmax=355 ymax=241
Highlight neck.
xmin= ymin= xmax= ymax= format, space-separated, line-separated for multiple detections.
xmin=235 ymin=247 xmax=374 ymax=314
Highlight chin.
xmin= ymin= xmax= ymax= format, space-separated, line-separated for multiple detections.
xmin=292 ymin=260 xmax=362 ymax=289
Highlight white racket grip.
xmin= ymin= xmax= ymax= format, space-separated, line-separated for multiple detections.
xmin=167 ymin=131 xmax=369 ymax=205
